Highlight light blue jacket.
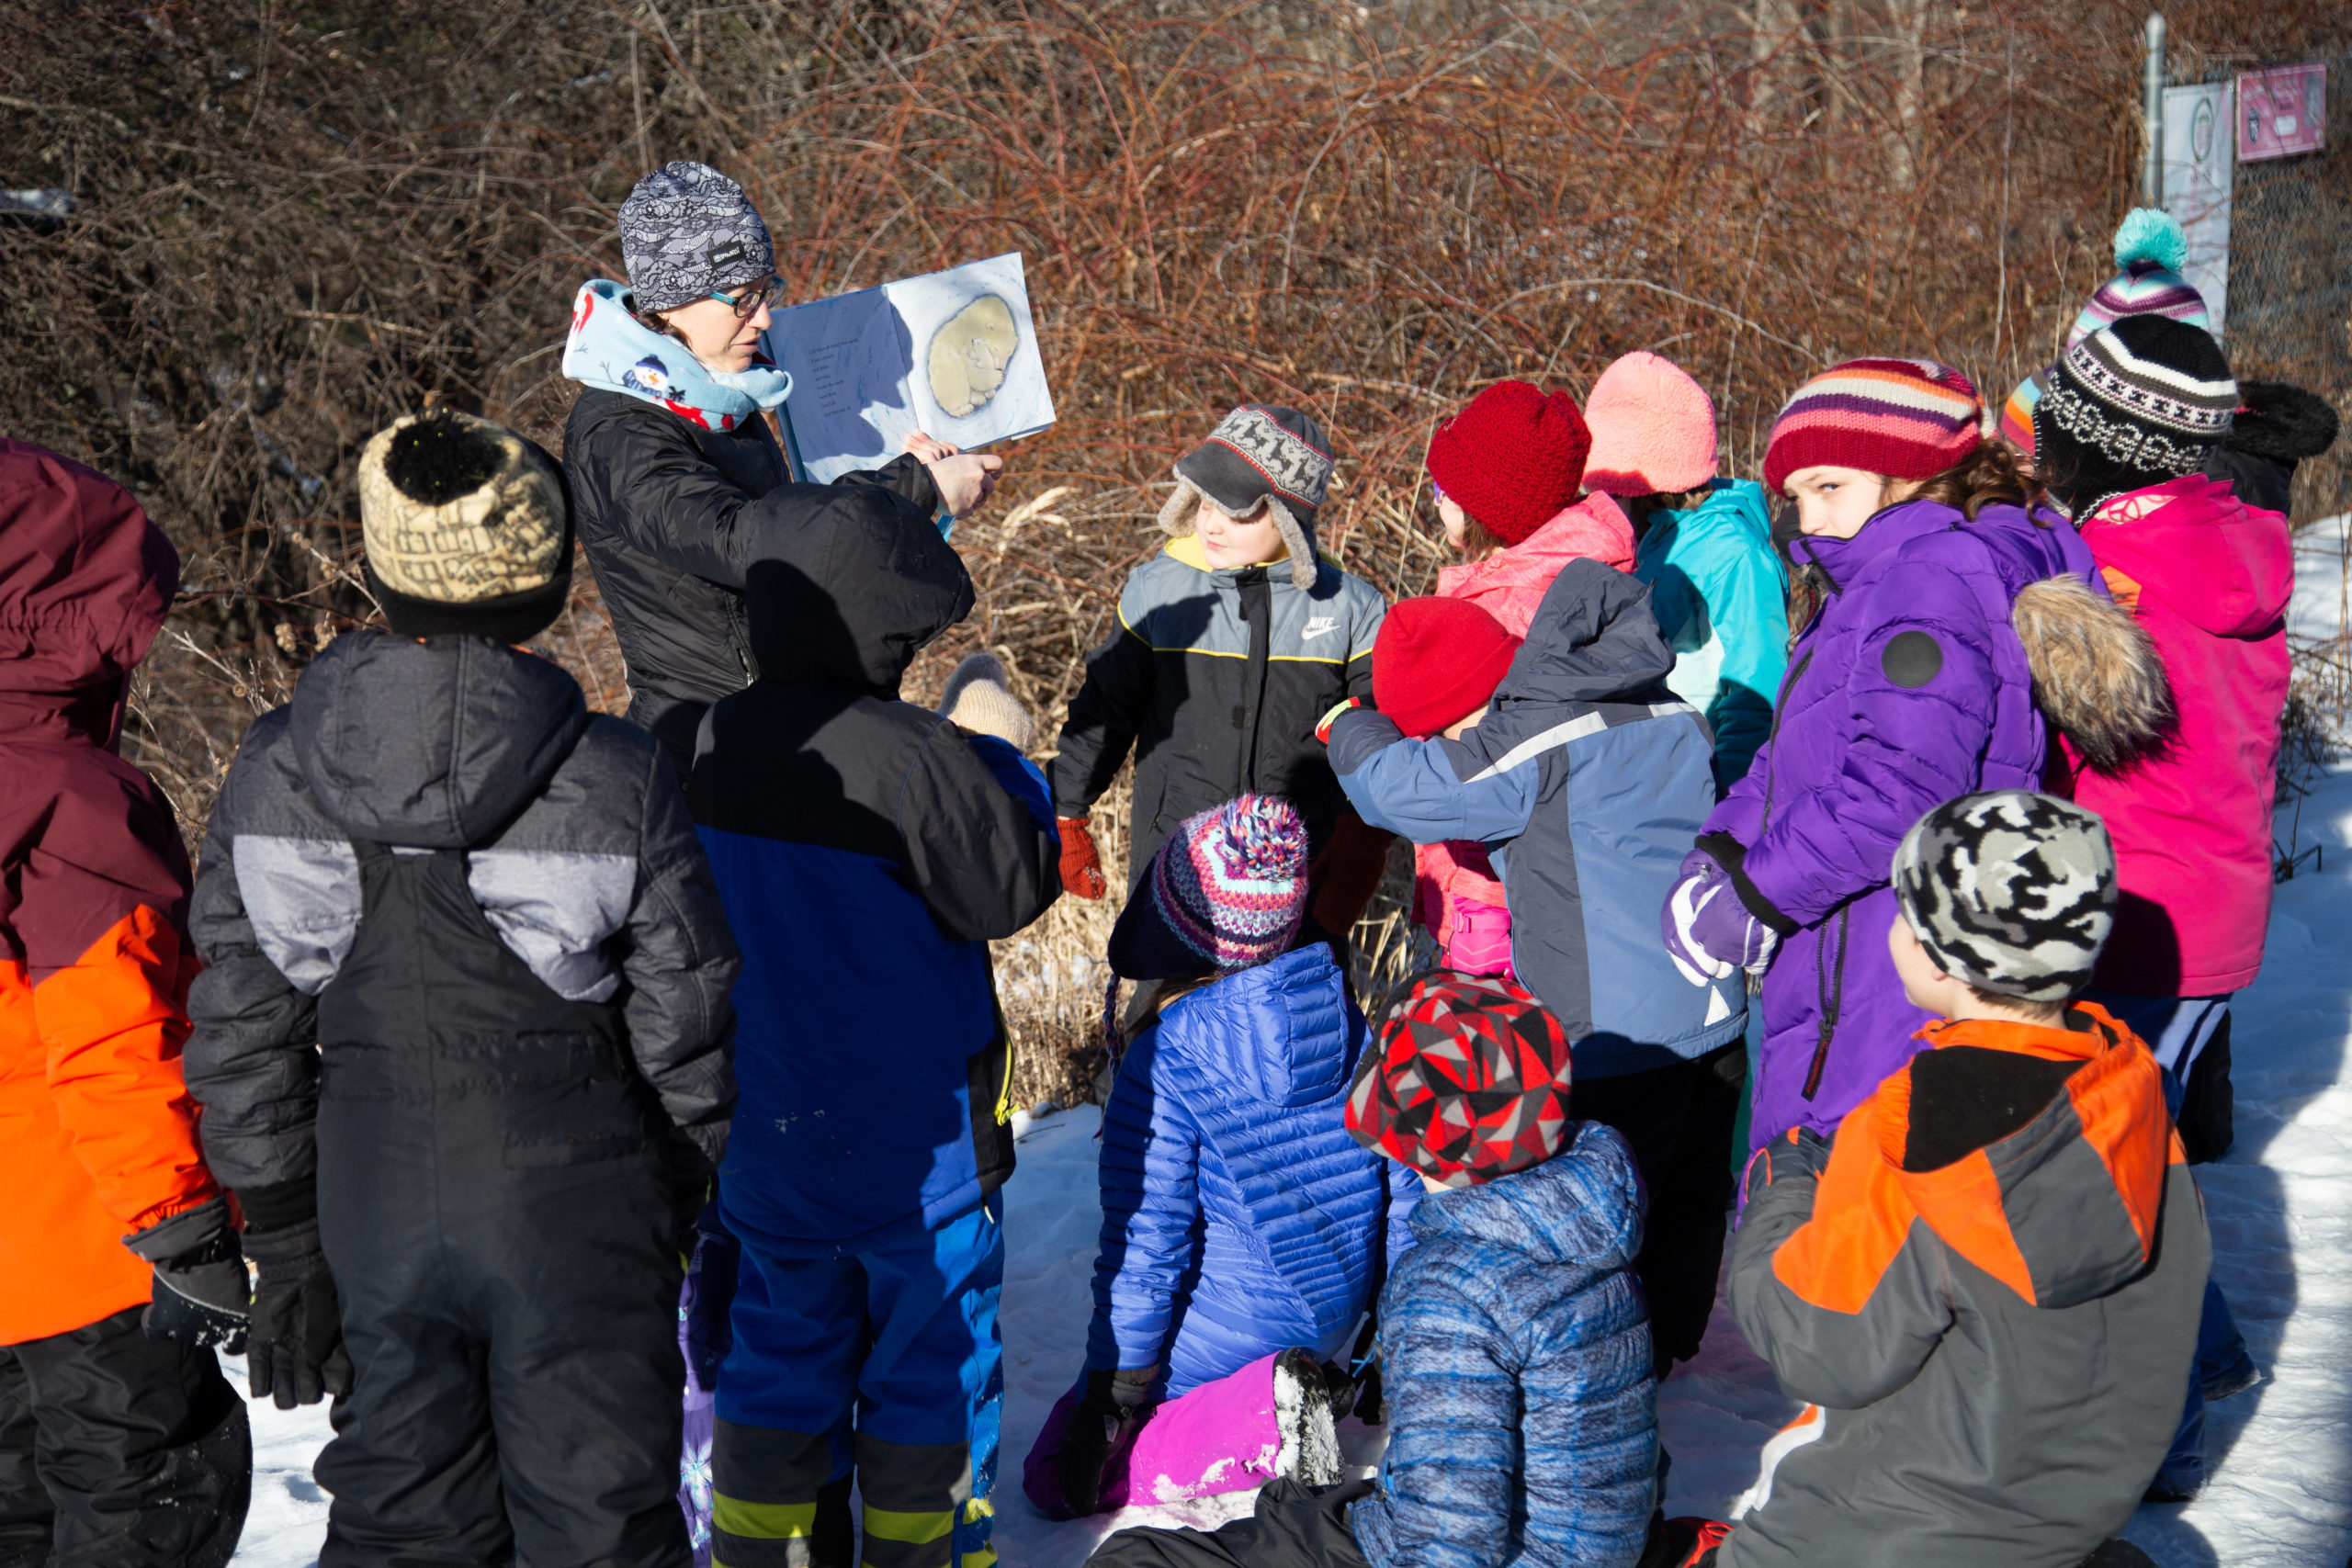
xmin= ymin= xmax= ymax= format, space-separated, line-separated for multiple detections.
xmin=1351 ymin=1122 xmax=1657 ymax=1568
xmin=1630 ymin=479 xmax=1788 ymax=791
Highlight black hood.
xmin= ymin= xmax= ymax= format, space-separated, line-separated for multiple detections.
xmin=1492 ymin=555 xmax=1676 ymax=707
xmin=743 ymin=489 xmax=974 ymax=694
xmin=288 ymin=630 xmax=588 ymax=846
xmin=2223 ymin=380 xmax=2340 ymax=463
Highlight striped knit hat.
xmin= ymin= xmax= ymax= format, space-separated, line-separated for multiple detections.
xmin=1108 ymin=795 xmax=1309 ymax=979
xmin=1762 ymin=358 xmax=1983 ymax=496
xmin=2033 ymin=316 xmax=2236 ymax=517
xmin=2066 ymin=209 xmax=2212 ymax=350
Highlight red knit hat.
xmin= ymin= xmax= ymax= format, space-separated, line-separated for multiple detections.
xmin=1373 ymin=596 xmax=1521 ymax=739
xmin=1425 ymin=380 xmax=1591 ymax=547
xmin=1760 ymin=357 xmax=1984 ymax=496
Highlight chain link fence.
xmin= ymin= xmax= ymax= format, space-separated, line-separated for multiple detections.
xmin=2205 ymin=53 xmax=2352 ymax=871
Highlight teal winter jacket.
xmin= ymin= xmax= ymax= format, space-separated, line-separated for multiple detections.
xmin=1630 ymin=479 xmax=1787 ymax=792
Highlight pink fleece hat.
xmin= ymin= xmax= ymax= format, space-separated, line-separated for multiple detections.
xmin=1581 ymin=353 xmax=1718 ymax=497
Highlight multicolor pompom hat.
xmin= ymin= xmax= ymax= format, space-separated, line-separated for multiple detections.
xmin=1761 ymin=357 xmax=1983 ymax=496
xmin=2067 ymin=209 xmax=2211 ymax=350
xmin=1108 ymin=795 xmax=1310 ymax=979
xmin=1345 ymin=972 xmax=1574 ymax=1188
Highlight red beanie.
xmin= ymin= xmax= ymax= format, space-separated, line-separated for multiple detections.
xmin=1374 ymin=596 xmax=1522 ymax=739
xmin=1426 ymin=380 xmax=1591 ymax=547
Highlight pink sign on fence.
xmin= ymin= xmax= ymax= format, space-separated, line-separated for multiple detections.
xmin=2236 ymin=64 xmax=2325 ymax=163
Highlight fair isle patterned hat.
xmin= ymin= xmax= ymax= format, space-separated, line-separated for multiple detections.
xmin=1761 ymin=358 xmax=1983 ymax=496
xmin=1894 ymin=791 xmax=2117 ymax=1004
xmin=1345 ymin=971 xmax=1575 ymax=1188
xmin=1108 ymin=795 xmax=1309 ymax=979
xmin=1157 ymin=404 xmax=1334 ymax=589
xmin=2039 ymin=316 xmax=2235 ymax=484
xmin=2067 ymin=209 xmax=2212 ymax=350
xmin=618 ymin=162 xmax=775 ymax=315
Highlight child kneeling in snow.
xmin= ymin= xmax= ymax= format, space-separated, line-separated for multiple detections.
xmin=1689 ymin=793 xmax=2210 ymax=1568
xmin=1029 ymin=796 xmax=1390 ymax=1519
xmin=1086 ymin=967 xmax=1657 ymax=1568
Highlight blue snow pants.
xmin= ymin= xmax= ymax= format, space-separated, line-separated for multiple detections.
xmin=2083 ymin=990 xmax=2248 ymax=1497
xmin=711 ymin=1196 xmax=1002 ymax=1568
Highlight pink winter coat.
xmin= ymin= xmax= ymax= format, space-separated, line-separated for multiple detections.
xmin=2064 ymin=474 xmax=2293 ymax=996
xmin=1435 ymin=491 xmax=1635 ymax=636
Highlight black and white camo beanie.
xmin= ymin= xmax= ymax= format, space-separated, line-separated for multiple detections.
xmin=618 ymin=162 xmax=775 ymax=315
xmin=1893 ymin=791 xmax=2117 ymax=1003
xmin=1157 ymin=403 xmax=1334 ymax=589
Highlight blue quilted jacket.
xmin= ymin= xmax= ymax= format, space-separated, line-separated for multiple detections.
xmin=1351 ymin=1122 xmax=1657 ymax=1568
xmin=1086 ymin=944 xmax=1388 ymax=1398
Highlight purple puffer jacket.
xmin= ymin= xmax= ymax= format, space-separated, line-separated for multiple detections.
xmin=1702 ymin=498 xmax=2097 ymax=1150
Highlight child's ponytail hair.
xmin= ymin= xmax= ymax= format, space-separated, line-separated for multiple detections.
xmin=1908 ymin=439 xmax=2043 ymax=521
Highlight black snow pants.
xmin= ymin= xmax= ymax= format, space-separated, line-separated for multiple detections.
xmin=0 ymin=1304 xmax=250 ymax=1568
xmin=1088 ymin=1480 xmax=1373 ymax=1568
xmin=1569 ymin=1038 xmax=1747 ymax=1373
xmin=313 ymin=843 xmax=690 ymax=1568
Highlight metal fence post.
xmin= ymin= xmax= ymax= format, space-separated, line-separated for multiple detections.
xmin=2143 ymin=13 xmax=2166 ymax=206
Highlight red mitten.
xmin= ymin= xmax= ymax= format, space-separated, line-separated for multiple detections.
xmin=1057 ymin=818 xmax=1108 ymax=900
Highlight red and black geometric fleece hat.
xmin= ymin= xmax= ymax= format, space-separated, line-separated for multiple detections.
xmin=1346 ymin=973 xmax=1574 ymax=1188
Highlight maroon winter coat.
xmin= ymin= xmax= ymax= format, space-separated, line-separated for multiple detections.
xmin=0 ymin=440 xmax=216 ymax=1344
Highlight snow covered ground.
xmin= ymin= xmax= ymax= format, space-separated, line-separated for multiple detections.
xmin=230 ymin=744 xmax=2352 ymax=1563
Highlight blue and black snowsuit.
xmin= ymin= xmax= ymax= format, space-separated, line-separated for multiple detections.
xmin=1324 ymin=558 xmax=1745 ymax=1369
xmin=687 ymin=499 xmax=1061 ymax=1568
xmin=1088 ymin=944 xmax=1390 ymax=1399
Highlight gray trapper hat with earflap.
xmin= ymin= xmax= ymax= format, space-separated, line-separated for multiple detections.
xmin=1156 ymin=403 xmax=1334 ymax=590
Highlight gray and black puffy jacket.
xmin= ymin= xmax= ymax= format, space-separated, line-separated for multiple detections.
xmin=184 ymin=631 xmax=741 ymax=1189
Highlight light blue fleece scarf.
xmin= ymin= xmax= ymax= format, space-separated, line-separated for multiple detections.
xmin=560 ymin=278 xmax=792 ymax=434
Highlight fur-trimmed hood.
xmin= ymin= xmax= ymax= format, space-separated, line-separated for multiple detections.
xmin=2011 ymin=576 xmax=2174 ymax=774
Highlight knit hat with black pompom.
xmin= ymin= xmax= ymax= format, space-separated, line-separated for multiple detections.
xmin=1157 ymin=404 xmax=1335 ymax=590
xmin=1108 ymin=795 xmax=1309 ymax=979
xmin=1893 ymin=791 xmax=2117 ymax=1004
xmin=357 ymin=410 xmax=571 ymax=643
xmin=2033 ymin=314 xmax=2236 ymax=520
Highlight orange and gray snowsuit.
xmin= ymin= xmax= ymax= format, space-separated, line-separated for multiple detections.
xmin=1723 ymin=1002 xmax=2208 ymax=1568
xmin=0 ymin=440 xmax=248 ymax=1566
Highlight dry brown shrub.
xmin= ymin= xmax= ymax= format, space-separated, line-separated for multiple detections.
xmin=6 ymin=0 xmax=2346 ymax=1097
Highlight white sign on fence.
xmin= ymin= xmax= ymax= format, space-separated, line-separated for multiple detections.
xmin=2162 ymin=81 xmax=2234 ymax=335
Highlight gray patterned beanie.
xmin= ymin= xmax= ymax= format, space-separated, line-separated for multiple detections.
xmin=1157 ymin=404 xmax=1335 ymax=589
xmin=618 ymin=162 xmax=775 ymax=314
xmin=1893 ymin=792 xmax=2117 ymax=1003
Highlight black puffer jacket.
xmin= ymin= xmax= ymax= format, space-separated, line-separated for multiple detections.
xmin=561 ymin=388 xmax=943 ymax=767
xmin=184 ymin=632 xmax=741 ymax=1189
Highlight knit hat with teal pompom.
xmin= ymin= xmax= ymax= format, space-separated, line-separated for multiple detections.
xmin=2066 ymin=209 xmax=2211 ymax=349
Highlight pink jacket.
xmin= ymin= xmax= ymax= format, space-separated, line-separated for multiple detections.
xmin=2065 ymin=475 xmax=2293 ymax=996
xmin=1435 ymin=492 xmax=1635 ymax=637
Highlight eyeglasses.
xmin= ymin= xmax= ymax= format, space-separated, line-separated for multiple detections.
xmin=709 ymin=276 xmax=787 ymax=320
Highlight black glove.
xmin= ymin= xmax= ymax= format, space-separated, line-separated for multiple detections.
xmin=125 ymin=1197 xmax=249 ymax=1352
xmin=1057 ymin=1365 xmax=1153 ymax=1517
xmin=237 ymin=1179 xmax=353 ymax=1410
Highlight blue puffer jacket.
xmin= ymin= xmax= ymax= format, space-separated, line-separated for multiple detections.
xmin=1087 ymin=944 xmax=1387 ymax=1398
xmin=1351 ymin=1122 xmax=1657 ymax=1568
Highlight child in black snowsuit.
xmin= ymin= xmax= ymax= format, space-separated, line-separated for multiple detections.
xmin=185 ymin=410 xmax=741 ymax=1567
xmin=1049 ymin=404 xmax=1392 ymax=950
